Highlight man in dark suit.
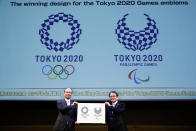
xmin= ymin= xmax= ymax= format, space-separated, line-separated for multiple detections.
xmin=54 ymin=88 xmax=78 ymax=131
xmin=105 ymin=91 xmax=128 ymax=131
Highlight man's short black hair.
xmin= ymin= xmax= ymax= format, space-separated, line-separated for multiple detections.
xmin=109 ymin=91 xmax=119 ymax=97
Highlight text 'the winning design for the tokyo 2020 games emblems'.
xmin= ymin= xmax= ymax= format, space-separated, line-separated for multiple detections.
xmin=39 ymin=13 xmax=82 ymax=52
xmin=115 ymin=14 xmax=159 ymax=51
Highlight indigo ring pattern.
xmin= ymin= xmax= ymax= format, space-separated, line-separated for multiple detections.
xmin=39 ymin=13 xmax=82 ymax=52
xmin=115 ymin=14 xmax=159 ymax=51
xmin=81 ymin=106 xmax=88 ymax=114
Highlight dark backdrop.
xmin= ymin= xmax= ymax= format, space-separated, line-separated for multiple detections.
xmin=0 ymin=100 xmax=196 ymax=126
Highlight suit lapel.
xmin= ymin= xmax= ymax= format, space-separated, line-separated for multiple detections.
xmin=62 ymin=99 xmax=67 ymax=107
xmin=110 ymin=101 xmax=119 ymax=108
xmin=70 ymin=100 xmax=73 ymax=105
xmin=63 ymin=99 xmax=73 ymax=106
xmin=115 ymin=101 xmax=119 ymax=108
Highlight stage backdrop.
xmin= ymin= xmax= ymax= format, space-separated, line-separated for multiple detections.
xmin=0 ymin=0 xmax=196 ymax=100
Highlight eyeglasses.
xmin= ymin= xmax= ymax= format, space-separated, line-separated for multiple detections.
xmin=110 ymin=95 xmax=117 ymax=98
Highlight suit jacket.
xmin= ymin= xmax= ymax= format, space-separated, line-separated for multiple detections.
xmin=54 ymin=99 xmax=77 ymax=131
xmin=106 ymin=101 xmax=128 ymax=131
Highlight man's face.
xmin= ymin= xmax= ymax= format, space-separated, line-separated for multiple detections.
xmin=109 ymin=93 xmax=118 ymax=103
xmin=64 ymin=88 xmax=72 ymax=99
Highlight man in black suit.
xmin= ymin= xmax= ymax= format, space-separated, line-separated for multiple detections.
xmin=105 ymin=91 xmax=128 ymax=131
xmin=54 ymin=88 xmax=78 ymax=131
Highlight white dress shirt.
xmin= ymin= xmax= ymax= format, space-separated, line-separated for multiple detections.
xmin=65 ymin=98 xmax=70 ymax=106
xmin=112 ymin=101 xmax=118 ymax=107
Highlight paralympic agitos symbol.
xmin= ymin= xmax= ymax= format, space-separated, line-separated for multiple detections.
xmin=115 ymin=13 xmax=159 ymax=51
xmin=128 ymin=69 xmax=150 ymax=84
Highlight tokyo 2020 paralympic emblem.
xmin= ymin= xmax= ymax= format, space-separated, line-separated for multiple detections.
xmin=115 ymin=14 xmax=159 ymax=51
xmin=39 ymin=13 xmax=82 ymax=52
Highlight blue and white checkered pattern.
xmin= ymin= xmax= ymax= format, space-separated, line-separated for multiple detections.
xmin=39 ymin=13 xmax=82 ymax=52
xmin=115 ymin=14 xmax=159 ymax=51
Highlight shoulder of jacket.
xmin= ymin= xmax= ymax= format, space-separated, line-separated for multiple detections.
xmin=57 ymin=99 xmax=65 ymax=103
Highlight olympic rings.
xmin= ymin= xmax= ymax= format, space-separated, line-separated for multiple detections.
xmin=42 ymin=65 xmax=75 ymax=80
xmin=64 ymin=65 xmax=75 ymax=75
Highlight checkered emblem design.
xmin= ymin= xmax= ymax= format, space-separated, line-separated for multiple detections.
xmin=39 ymin=13 xmax=82 ymax=52
xmin=115 ymin=14 xmax=159 ymax=51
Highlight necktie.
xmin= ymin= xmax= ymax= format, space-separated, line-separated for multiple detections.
xmin=67 ymin=100 xmax=70 ymax=106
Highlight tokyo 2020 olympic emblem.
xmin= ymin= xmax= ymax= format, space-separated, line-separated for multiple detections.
xmin=39 ymin=13 xmax=82 ymax=52
xmin=115 ymin=14 xmax=159 ymax=51
xmin=81 ymin=106 xmax=89 ymax=118
xmin=81 ymin=106 xmax=89 ymax=114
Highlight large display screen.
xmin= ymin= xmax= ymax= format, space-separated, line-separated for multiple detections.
xmin=0 ymin=0 xmax=196 ymax=100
